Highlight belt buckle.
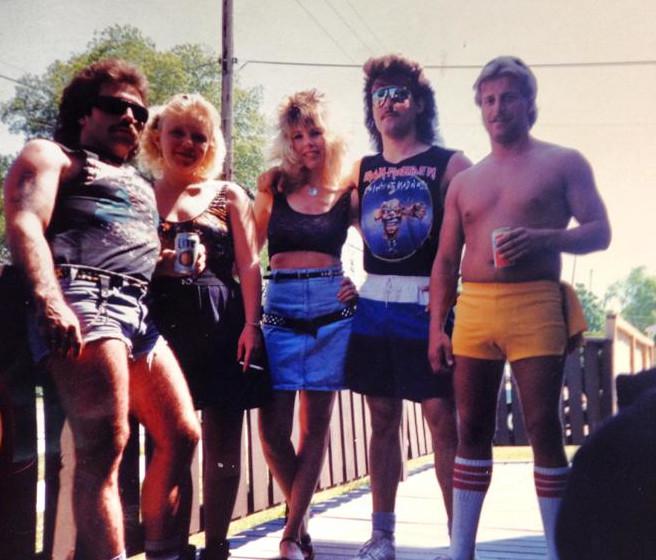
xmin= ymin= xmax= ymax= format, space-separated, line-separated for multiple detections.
xmin=181 ymin=277 xmax=194 ymax=286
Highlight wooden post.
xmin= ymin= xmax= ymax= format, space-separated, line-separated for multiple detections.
xmin=221 ymin=0 xmax=234 ymax=180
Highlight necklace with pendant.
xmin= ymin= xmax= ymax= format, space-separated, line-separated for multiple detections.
xmin=307 ymin=185 xmax=319 ymax=197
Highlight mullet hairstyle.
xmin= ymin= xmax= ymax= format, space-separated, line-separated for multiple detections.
xmin=54 ymin=58 xmax=149 ymax=148
xmin=139 ymin=93 xmax=226 ymax=180
xmin=473 ymin=56 xmax=538 ymax=127
xmin=363 ymin=54 xmax=439 ymax=152
xmin=269 ymin=89 xmax=345 ymax=195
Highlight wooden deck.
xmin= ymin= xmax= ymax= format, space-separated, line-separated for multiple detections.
xmin=222 ymin=460 xmax=547 ymax=559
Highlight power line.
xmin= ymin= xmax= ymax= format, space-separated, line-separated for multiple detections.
xmin=323 ymin=0 xmax=374 ymax=55
xmin=237 ymin=57 xmax=656 ymax=72
xmin=0 ymin=72 xmax=29 ymax=86
xmin=344 ymin=0 xmax=386 ymax=52
xmin=291 ymin=0 xmax=357 ymax=63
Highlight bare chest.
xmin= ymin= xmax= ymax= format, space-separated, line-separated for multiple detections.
xmin=460 ymin=165 xmax=568 ymax=228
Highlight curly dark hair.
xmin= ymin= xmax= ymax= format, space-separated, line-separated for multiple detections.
xmin=362 ymin=54 xmax=439 ymax=152
xmin=54 ymin=59 xmax=148 ymax=148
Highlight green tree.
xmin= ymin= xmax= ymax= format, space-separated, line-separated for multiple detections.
xmin=574 ymin=282 xmax=605 ymax=334
xmin=605 ymin=266 xmax=656 ymax=334
xmin=0 ymin=24 xmax=265 ymax=190
xmin=0 ymin=154 xmax=15 ymax=263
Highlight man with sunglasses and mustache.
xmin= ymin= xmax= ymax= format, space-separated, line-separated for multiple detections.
xmin=4 ymin=59 xmax=200 ymax=560
xmin=344 ymin=55 xmax=471 ymax=560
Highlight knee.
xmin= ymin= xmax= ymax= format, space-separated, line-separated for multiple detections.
xmin=75 ymin=418 xmax=130 ymax=477
xmin=525 ymin=413 xmax=563 ymax=451
xmin=426 ymin=405 xmax=457 ymax=449
xmin=174 ymin=416 xmax=201 ymax=459
xmin=259 ymin=422 xmax=292 ymax=456
xmin=457 ymin=413 xmax=495 ymax=449
xmin=370 ymin=414 xmax=400 ymax=442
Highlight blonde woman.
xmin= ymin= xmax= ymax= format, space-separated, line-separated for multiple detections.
xmin=254 ymin=90 xmax=357 ymax=560
xmin=140 ymin=93 xmax=270 ymax=560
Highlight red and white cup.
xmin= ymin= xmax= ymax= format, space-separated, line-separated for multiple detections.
xmin=492 ymin=227 xmax=512 ymax=268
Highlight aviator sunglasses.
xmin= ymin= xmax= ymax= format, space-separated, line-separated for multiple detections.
xmin=371 ymin=85 xmax=411 ymax=107
xmin=92 ymin=96 xmax=149 ymax=125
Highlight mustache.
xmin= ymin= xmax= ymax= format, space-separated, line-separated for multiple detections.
xmin=109 ymin=121 xmax=138 ymax=134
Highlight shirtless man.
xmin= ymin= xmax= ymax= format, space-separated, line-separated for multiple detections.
xmin=428 ymin=56 xmax=611 ymax=560
xmin=4 ymin=60 xmax=200 ymax=560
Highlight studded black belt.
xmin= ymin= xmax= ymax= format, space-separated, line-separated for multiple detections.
xmin=261 ymin=304 xmax=355 ymax=337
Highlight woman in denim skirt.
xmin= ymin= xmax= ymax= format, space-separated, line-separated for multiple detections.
xmin=254 ymin=90 xmax=357 ymax=560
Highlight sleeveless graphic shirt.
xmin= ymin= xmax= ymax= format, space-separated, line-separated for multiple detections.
xmin=358 ymin=145 xmax=455 ymax=276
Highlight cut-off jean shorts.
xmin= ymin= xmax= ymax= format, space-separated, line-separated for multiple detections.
xmin=29 ymin=272 xmax=161 ymax=363
xmin=262 ymin=266 xmax=352 ymax=391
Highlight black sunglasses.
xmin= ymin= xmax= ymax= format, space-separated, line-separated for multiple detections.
xmin=92 ymin=96 xmax=149 ymax=125
xmin=371 ymin=85 xmax=411 ymax=107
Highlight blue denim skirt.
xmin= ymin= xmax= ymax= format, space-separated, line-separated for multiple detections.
xmin=262 ymin=267 xmax=352 ymax=391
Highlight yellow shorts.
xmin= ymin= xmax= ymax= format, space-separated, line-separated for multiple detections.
xmin=452 ymin=281 xmax=567 ymax=362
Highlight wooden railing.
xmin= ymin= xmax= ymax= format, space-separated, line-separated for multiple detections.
xmin=0 ymin=337 xmax=613 ymax=559
xmin=494 ymin=338 xmax=613 ymax=445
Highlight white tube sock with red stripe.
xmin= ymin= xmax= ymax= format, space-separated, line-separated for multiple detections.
xmin=534 ymin=464 xmax=569 ymax=560
xmin=449 ymin=456 xmax=493 ymax=560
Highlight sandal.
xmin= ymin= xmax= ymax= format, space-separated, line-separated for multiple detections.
xmin=300 ymin=533 xmax=315 ymax=560
xmin=278 ymin=536 xmax=304 ymax=560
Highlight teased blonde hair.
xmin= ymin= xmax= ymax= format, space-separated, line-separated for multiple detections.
xmin=269 ymin=89 xmax=345 ymax=193
xmin=139 ymin=93 xmax=226 ymax=179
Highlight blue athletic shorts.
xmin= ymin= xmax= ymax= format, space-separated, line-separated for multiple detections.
xmin=28 ymin=275 xmax=161 ymax=363
xmin=345 ymin=274 xmax=453 ymax=402
xmin=262 ymin=267 xmax=352 ymax=391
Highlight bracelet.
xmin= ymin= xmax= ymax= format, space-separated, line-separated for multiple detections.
xmin=245 ymin=320 xmax=261 ymax=327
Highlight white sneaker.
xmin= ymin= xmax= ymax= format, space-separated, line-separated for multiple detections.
xmin=353 ymin=533 xmax=395 ymax=560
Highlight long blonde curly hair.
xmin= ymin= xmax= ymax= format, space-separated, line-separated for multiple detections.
xmin=269 ymin=89 xmax=345 ymax=194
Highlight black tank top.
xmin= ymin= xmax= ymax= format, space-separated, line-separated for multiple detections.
xmin=358 ymin=145 xmax=456 ymax=276
xmin=47 ymin=145 xmax=160 ymax=281
xmin=157 ymin=184 xmax=236 ymax=284
xmin=267 ymin=189 xmax=351 ymax=259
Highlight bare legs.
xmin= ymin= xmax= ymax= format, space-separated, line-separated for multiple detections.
xmin=450 ymin=355 xmax=567 ymax=559
xmin=422 ymin=397 xmax=458 ymax=527
xmin=365 ymin=396 xmax=456 ymax=529
xmin=49 ymin=340 xmax=131 ymax=560
xmin=201 ymin=407 xmax=244 ymax=559
xmin=366 ymin=396 xmax=403 ymax=514
xmin=259 ymin=390 xmax=335 ymax=558
xmin=130 ymin=342 xmax=200 ymax=547
xmin=49 ymin=339 xmax=200 ymax=560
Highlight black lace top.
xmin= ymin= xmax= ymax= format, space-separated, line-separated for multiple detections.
xmin=267 ymin=189 xmax=352 ymax=259
xmin=158 ymin=184 xmax=235 ymax=283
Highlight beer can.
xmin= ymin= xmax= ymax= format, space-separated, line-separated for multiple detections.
xmin=174 ymin=232 xmax=201 ymax=275
xmin=492 ymin=227 xmax=512 ymax=268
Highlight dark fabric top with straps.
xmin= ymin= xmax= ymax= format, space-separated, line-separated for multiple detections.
xmin=157 ymin=183 xmax=235 ymax=284
xmin=47 ymin=145 xmax=160 ymax=281
xmin=267 ymin=188 xmax=352 ymax=259
xmin=358 ymin=145 xmax=456 ymax=276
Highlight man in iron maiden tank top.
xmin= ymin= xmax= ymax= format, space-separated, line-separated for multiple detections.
xmin=345 ymin=55 xmax=471 ymax=560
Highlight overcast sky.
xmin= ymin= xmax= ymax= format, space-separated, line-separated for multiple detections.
xmin=1 ymin=0 xmax=655 ymax=297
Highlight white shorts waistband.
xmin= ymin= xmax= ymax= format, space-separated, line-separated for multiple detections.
xmin=359 ymin=273 xmax=429 ymax=305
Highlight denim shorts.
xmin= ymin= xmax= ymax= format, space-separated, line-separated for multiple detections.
xmin=28 ymin=276 xmax=161 ymax=363
xmin=262 ymin=267 xmax=352 ymax=391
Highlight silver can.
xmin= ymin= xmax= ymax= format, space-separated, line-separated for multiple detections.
xmin=174 ymin=232 xmax=201 ymax=275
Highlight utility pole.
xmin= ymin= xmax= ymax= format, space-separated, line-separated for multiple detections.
xmin=221 ymin=0 xmax=234 ymax=180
